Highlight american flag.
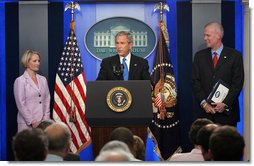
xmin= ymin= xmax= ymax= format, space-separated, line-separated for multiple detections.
xmin=154 ymin=94 xmax=163 ymax=108
xmin=53 ymin=28 xmax=91 ymax=153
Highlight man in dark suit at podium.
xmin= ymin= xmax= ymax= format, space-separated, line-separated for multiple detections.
xmin=94 ymin=31 xmax=151 ymax=159
xmin=191 ymin=22 xmax=244 ymax=126
xmin=96 ymin=31 xmax=151 ymax=81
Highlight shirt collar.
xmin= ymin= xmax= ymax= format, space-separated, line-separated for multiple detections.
xmin=211 ymin=44 xmax=223 ymax=58
xmin=120 ymin=53 xmax=131 ymax=62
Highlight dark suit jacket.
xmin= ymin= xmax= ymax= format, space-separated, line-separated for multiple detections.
xmin=191 ymin=47 xmax=244 ymax=125
xmin=96 ymin=54 xmax=151 ymax=81
xmin=63 ymin=152 xmax=80 ymax=161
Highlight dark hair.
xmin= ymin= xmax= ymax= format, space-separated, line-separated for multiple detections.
xmin=37 ymin=119 xmax=55 ymax=130
xmin=196 ymin=124 xmax=218 ymax=152
xmin=12 ymin=128 xmax=48 ymax=161
xmin=209 ymin=125 xmax=245 ymax=161
xmin=133 ymin=135 xmax=145 ymax=160
xmin=109 ymin=127 xmax=134 ymax=149
xmin=188 ymin=118 xmax=213 ymax=145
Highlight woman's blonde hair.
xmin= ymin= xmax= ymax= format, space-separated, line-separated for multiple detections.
xmin=21 ymin=50 xmax=40 ymax=68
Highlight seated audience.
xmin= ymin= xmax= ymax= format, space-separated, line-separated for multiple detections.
xmin=12 ymin=128 xmax=48 ymax=161
xmin=196 ymin=124 xmax=219 ymax=161
xmin=109 ymin=127 xmax=136 ymax=157
xmin=209 ymin=125 xmax=245 ymax=161
xmin=170 ymin=118 xmax=213 ymax=161
xmin=37 ymin=119 xmax=80 ymax=161
xmin=95 ymin=140 xmax=136 ymax=161
xmin=133 ymin=135 xmax=145 ymax=160
xmin=44 ymin=122 xmax=71 ymax=161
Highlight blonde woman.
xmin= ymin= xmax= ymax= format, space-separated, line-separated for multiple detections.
xmin=14 ymin=50 xmax=50 ymax=132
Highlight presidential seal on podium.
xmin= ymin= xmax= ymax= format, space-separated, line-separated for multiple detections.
xmin=106 ymin=87 xmax=132 ymax=112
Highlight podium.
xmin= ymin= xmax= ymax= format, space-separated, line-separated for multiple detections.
xmin=86 ymin=80 xmax=153 ymax=157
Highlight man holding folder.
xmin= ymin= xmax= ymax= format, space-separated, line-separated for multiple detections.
xmin=191 ymin=22 xmax=244 ymax=126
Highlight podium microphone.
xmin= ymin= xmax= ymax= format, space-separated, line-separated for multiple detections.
xmin=112 ymin=64 xmax=124 ymax=80
xmin=112 ymin=64 xmax=117 ymax=74
xmin=120 ymin=64 xmax=124 ymax=75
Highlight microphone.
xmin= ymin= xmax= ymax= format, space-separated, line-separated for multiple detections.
xmin=120 ymin=64 xmax=124 ymax=75
xmin=112 ymin=64 xmax=124 ymax=80
xmin=112 ymin=64 xmax=117 ymax=74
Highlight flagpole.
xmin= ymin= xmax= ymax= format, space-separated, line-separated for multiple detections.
xmin=154 ymin=2 xmax=169 ymax=120
xmin=53 ymin=2 xmax=92 ymax=156
xmin=65 ymin=1 xmax=80 ymax=122
xmin=148 ymin=3 xmax=181 ymax=160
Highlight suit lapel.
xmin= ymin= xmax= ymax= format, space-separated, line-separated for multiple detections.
xmin=204 ymin=49 xmax=214 ymax=74
xmin=37 ymin=75 xmax=42 ymax=91
xmin=24 ymin=71 xmax=40 ymax=92
xmin=112 ymin=55 xmax=121 ymax=66
xmin=129 ymin=55 xmax=138 ymax=80
xmin=215 ymin=48 xmax=227 ymax=71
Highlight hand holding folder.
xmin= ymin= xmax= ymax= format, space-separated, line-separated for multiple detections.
xmin=207 ymin=80 xmax=229 ymax=103
xmin=207 ymin=80 xmax=230 ymax=115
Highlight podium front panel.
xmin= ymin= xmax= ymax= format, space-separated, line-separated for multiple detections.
xmin=86 ymin=80 xmax=153 ymax=126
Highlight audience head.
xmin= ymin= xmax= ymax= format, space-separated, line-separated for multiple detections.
xmin=209 ymin=125 xmax=245 ymax=161
xmin=39 ymin=120 xmax=81 ymax=161
xmin=64 ymin=152 xmax=81 ymax=161
xmin=45 ymin=122 xmax=71 ymax=158
xmin=109 ymin=127 xmax=135 ymax=155
xmin=12 ymin=128 xmax=48 ymax=161
xmin=95 ymin=150 xmax=132 ymax=161
xmin=133 ymin=135 xmax=145 ymax=160
xmin=95 ymin=140 xmax=135 ymax=161
xmin=100 ymin=140 xmax=131 ymax=153
xmin=37 ymin=119 xmax=55 ymax=130
xmin=196 ymin=124 xmax=219 ymax=161
xmin=189 ymin=118 xmax=213 ymax=145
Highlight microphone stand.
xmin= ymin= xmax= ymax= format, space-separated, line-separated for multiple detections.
xmin=112 ymin=64 xmax=124 ymax=80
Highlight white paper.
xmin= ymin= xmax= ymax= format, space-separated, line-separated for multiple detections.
xmin=211 ymin=84 xmax=229 ymax=103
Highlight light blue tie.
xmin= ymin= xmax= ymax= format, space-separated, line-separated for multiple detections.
xmin=122 ymin=58 xmax=128 ymax=80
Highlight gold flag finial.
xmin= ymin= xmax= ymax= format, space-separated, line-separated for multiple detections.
xmin=65 ymin=1 xmax=80 ymax=30
xmin=153 ymin=2 xmax=169 ymax=21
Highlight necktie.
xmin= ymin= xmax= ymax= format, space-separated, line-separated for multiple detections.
xmin=213 ymin=52 xmax=218 ymax=69
xmin=122 ymin=58 xmax=128 ymax=80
